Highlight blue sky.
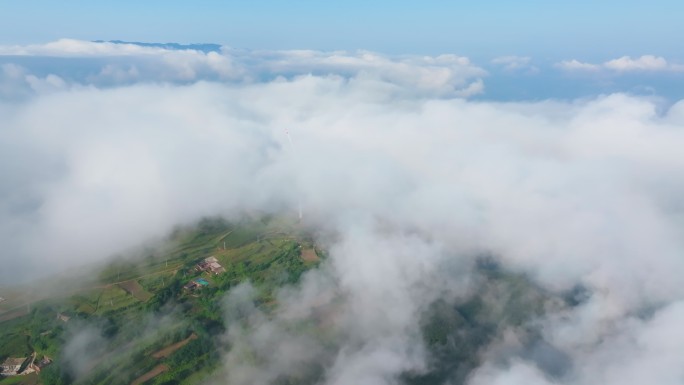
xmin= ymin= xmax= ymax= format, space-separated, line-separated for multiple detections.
xmin=1 ymin=0 xmax=682 ymax=60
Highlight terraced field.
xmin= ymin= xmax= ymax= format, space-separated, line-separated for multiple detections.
xmin=0 ymin=216 xmax=317 ymax=385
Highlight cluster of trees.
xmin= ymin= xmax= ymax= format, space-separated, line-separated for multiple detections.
xmin=40 ymin=361 xmax=74 ymax=385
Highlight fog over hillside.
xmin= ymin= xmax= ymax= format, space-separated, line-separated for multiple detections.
xmin=2 ymin=40 xmax=684 ymax=384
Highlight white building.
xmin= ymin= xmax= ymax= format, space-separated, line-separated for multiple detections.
xmin=0 ymin=357 xmax=27 ymax=376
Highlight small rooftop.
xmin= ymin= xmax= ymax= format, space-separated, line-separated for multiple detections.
xmin=1 ymin=357 xmax=27 ymax=367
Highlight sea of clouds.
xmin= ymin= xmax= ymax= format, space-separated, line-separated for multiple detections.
xmin=2 ymin=40 xmax=684 ymax=384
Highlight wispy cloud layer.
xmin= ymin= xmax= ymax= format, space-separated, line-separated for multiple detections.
xmin=491 ymin=55 xmax=535 ymax=72
xmin=0 ymin=39 xmax=176 ymax=56
xmin=557 ymin=55 xmax=684 ymax=72
xmin=0 ymin=39 xmax=486 ymax=98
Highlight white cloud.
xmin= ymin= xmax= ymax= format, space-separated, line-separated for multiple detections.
xmin=1 ymin=63 xmax=73 ymax=99
xmin=469 ymin=361 xmax=556 ymax=385
xmin=1 ymin=63 xmax=25 ymax=78
xmin=0 ymin=63 xmax=30 ymax=99
xmin=2 ymin=79 xmax=684 ymax=307
xmin=0 ymin=39 xmax=244 ymax=86
xmin=604 ymin=55 xmax=670 ymax=71
xmin=97 ymin=64 xmax=140 ymax=82
xmin=534 ymin=299 xmax=684 ymax=385
xmin=1 ymin=43 xmax=684 ymax=384
xmin=491 ymin=55 xmax=535 ymax=71
xmin=25 ymin=73 xmax=67 ymax=93
xmin=0 ymin=38 xmax=168 ymax=57
xmin=0 ymin=40 xmax=486 ymax=97
xmin=1 ymin=77 xmax=683 ymax=290
xmin=556 ymin=55 xmax=684 ymax=73
xmin=555 ymin=59 xmax=601 ymax=71
xmin=257 ymin=50 xmax=486 ymax=94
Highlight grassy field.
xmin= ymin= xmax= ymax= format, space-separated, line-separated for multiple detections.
xmin=0 ymin=308 xmax=29 ymax=323
xmin=118 ymin=280 xmax=153 ymax=302
xmin=138 ymin=271 xmax=177 ymax=292
xmin=0 ymin=332 xmax=32 ymax=359
xmin=0 ymin=373 xmax=41 ymax=385
xmin=97 ymin=286 xmax=141 ymax=314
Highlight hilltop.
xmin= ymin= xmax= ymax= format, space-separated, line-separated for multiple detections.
xmin=0 ymin=216 xmax=568 ymax=385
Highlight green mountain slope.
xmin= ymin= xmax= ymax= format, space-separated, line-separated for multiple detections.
xmin=0 ymin=217 xmax=565 ymax=385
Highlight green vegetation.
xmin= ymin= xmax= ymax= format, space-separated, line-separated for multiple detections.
xmin=0 ymin=216 xmax=555 ymax=385
xmin=0 ymin=374 xmax=41 ymax=385
xmin=0 ymin=216 xmax=318 ymax=385
xmin=0 ymin=333 xmax=32 ymax=361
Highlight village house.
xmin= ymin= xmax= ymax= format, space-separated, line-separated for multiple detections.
xmin=37 ymin=356 xmax=52 ymax=369
xmin=56 ymin=313 xmax=71 ymax=323
xmin=195 ymin=256 xmax=226 ymax=275
xmin=22 ymin=353 xmax=42 ymax=375
xmin=183 ymin=278 xmax=210 ymax=291
xmin=0 ymin=357 xmax=27 ymax=376
xmin=1 ymin=353 xmax=46 ymax=377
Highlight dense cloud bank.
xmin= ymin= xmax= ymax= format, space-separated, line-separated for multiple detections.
xmin=5 ymin=39 xmax=684 ymax=102
xmin=0 ymin=39 xmax=485 ymax=99
xmin=1 ymin=41 xmax=684 ymax=384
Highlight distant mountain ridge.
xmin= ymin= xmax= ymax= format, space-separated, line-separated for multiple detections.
xmin=93 ymin=40 xmax=222 ymax=53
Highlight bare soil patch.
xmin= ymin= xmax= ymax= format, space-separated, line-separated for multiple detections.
xmin=131 ymin=364 xmax=169 ymax=385
xmin=301 ymin=248 xmax=320 ymax=263
xmin=152 ymin=333 xmax=198 ymax=359
xmin=118 ymin=280 xmax=153 ymax=302
xmin=0 ymin=308 xmax=29 ymax=323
